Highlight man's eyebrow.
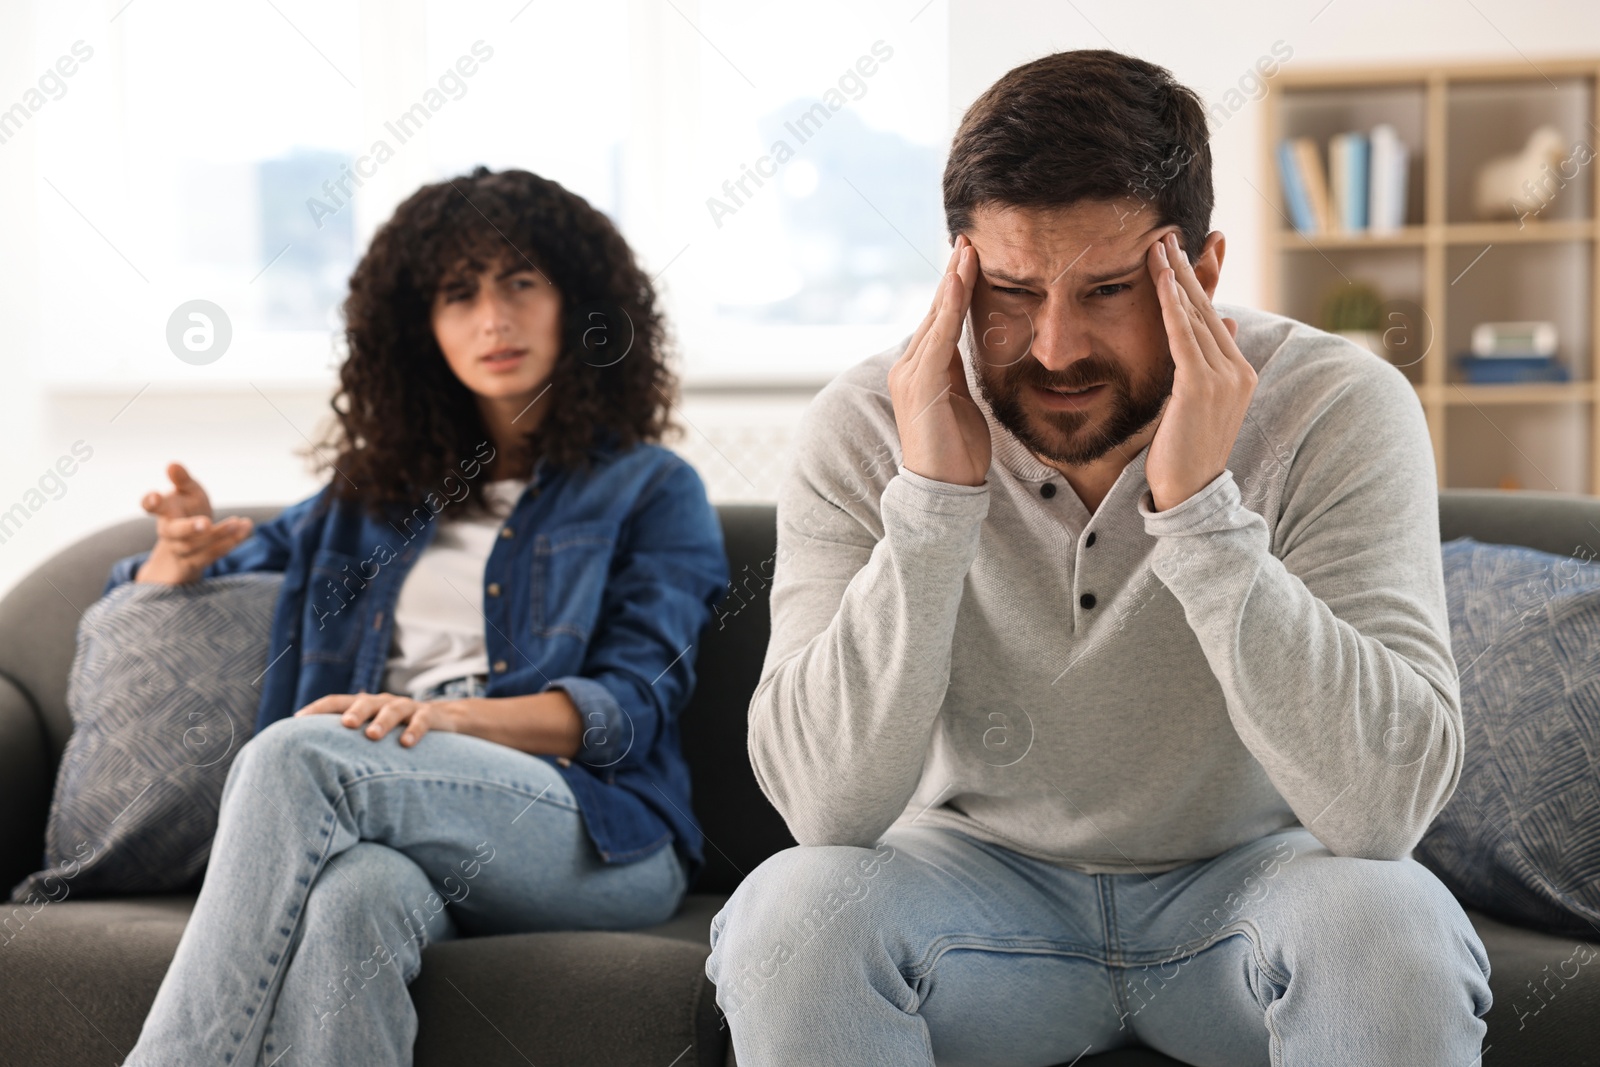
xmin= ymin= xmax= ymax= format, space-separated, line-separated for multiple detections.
xmin=983 ymin=259 xmax=1147 ymax=288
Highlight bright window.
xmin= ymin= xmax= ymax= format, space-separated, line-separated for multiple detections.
xmin=21 ymin=0 xmax=949 ymax=389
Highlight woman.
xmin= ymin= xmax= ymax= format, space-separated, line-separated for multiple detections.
xmin=113 ymin=166 xmax=728 ymax=1066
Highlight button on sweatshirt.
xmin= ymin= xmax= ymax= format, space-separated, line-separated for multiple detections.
xmin=748 ymin=304 xmax=1462 ymax=873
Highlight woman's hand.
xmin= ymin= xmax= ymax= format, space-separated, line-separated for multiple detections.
xmin=888 ymin=233 xmax=990 ymax=487
xmin=134 ymin=462 xmax=254 ymax=584
xmin=293 ymin=691 xmax=462 ymax=747
xmin=1144 ymin=232 xmax=1255 ymax=512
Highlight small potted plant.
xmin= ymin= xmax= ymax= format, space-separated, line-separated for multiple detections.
xmin=1319 ymin=281 xmax=1384 ymax=356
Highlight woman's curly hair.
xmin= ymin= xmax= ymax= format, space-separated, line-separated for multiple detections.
xmin=307 ymin=165 xmax=677 ymax=521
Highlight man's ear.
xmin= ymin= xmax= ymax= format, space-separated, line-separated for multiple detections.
xmin=1192 ymin=230 xmax=1227 ymax=300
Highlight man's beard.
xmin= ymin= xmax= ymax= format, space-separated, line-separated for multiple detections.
xmin=975 ymin=346 xmax=1174 ymax=467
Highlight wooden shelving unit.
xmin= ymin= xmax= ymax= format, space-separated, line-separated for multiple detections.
xmin=1262 ymin=57 xmax=1600 ymax=493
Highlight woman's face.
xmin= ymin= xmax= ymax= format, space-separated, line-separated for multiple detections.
xmin=430 ymin=259 xmax=563 ymax=405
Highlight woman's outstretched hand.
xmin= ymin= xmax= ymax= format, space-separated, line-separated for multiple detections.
xmin=134 ymin=462 xmax=254 ymax=584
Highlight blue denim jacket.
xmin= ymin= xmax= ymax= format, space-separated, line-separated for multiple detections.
xmin=104 ymin=444 xmax=729 ymax=885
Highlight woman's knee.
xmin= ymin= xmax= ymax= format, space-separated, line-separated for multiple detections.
xmin=307 ymin=842 xmax=428 ymax=907
xmin=225 ymin=716 xmax=361 ymax=796
xmin=303 ymin=844 xmax=453 ymax=966
xmin=285 ymin=844 xmax=443 ymax=1043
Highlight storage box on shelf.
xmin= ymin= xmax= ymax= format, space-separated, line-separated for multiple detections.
xmin=1262 ymin=58 xmax=1600 ymax=493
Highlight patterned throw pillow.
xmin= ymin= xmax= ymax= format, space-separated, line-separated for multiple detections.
xmin=8 ymin=573 xmax=282 ymax=901
xmin=1413 ymin=538 xmax=1600 ymax=939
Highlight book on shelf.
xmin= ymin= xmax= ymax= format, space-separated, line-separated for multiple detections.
xmin=1368 ymin=123 xmax=1408 ymax=234
xmin=1292 ymin=138 xmax=1333 ymax=234
xmin=1455 ymin=353 xmax=1570 ymax=384
xmin=1329 ymin=132 xmax=1369 ymax=232
xmin=1276 ymin=124 xmax=1407 ymax=235
xmin=1276 ymin=140 xmax=1317 ymax=233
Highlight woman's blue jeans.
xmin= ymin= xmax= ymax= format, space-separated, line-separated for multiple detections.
xmin=125 ymin=676 xmax=688 ymax=1066
xmin=706 ymin=823 xmax=1492 ymax=1066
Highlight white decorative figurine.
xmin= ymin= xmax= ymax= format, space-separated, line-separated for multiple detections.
xmin=1474 ymin=125 xmax=1579 ymax=223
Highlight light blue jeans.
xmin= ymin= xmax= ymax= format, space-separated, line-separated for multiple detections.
xmin=125 ymin=675 xmax=688 ymax=1067
xmin=706 ymin=823 xmax=1492 ymax=1066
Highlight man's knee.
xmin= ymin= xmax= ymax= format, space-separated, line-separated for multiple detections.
xmin=708 ymin=841 xmax=901 ymax=1007
xmin=1275 ymin=852 xmax=1488 ymax=983
xmin=1288 ymin=852 xmax=1457 ymax=926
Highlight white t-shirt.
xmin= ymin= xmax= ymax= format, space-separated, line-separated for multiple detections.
xmin=383 ymin=478 xmax=527 ymax=698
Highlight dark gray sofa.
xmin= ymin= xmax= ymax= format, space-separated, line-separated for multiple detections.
xmin=1 ymin=491 xmax=1597 ymax=1066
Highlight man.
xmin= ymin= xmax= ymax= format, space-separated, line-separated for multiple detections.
xmin=705 ymin=49 xmax=1491 ymax=1066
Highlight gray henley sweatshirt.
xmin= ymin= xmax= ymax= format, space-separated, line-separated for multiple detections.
xmin=747 ymin=303 xmax=1463 ymax=874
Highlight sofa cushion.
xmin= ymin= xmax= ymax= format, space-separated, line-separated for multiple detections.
xmin=8 ymin=574 xmax=281 ymax=902
xmin=7 ymin=895 xmax=1592 ymax=1067
xmin=1412 ymin=538 xmax=1600 ymax=940
xmin=0 ymin=892 xmax=729 ymax=1067
xmin=411 ymin=922 xmax=724 ymax=1067
xmin=676 ymin=505 xmax=796 ymax=895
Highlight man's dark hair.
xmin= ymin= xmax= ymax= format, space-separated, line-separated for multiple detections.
xmin=943 ymin=50 xmax=1213 ymax=259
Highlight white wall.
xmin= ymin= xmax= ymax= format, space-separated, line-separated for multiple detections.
xmin=948 ymin=0 xmax=1600 ymax=316
xmin=3 ymin=0 xmax=1599 ymax=599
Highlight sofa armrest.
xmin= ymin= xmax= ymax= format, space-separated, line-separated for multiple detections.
xmin=0 ymin=672 xmax=51 ymax=897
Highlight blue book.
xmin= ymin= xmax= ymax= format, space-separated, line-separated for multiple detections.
xmin=1457 ymin=355 xmax=1570 ymax=383
xmin=1329 ymin=132 xmax=1369 ymax=233
xmin=1344 ymin=133 xmax=1369 ymax=231
xmin=1276 ymin=140 xmax=1316 ymax=234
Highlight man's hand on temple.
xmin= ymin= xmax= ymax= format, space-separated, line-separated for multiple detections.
xmin=888 ymin=233 xmax=990 ymax=488
xmin=1144 ymin=230 xmax=1255 ymax=512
